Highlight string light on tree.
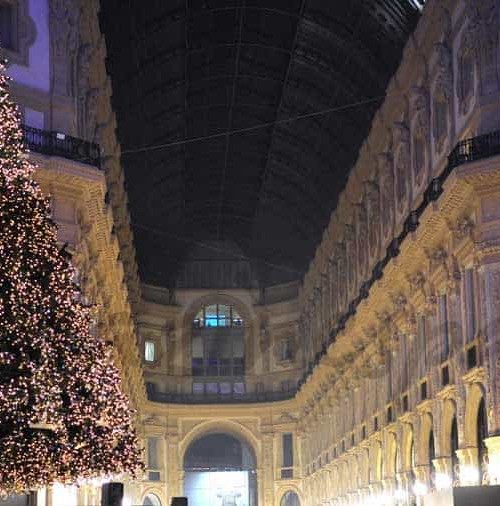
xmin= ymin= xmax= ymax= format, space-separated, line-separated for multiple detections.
xmin=0 ymin=57 xmax=144 ymax=496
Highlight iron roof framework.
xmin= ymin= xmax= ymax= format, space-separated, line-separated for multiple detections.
xmin=100 ymin=0 xmax=421 ymax=288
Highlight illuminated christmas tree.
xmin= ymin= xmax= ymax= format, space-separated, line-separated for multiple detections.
xmin=0 ymin=59 xmax=143 ymax=496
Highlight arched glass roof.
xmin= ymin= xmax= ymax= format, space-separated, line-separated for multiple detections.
xmin=101 ymin=0 xmax=424 ymax=287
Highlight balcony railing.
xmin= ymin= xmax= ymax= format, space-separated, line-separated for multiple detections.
xmin=448 ymin=129 xmax=500 ymax=169
xmin=147 ymin=383 xmax=297 ymax=404
xmin=298 ymin=129 xmax=500 ymax=391
xmin=22 ymin=125 xmax=101 ymax=169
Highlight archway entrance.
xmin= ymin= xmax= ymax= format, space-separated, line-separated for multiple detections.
xmin=280 ymin=491 xmax=300 ymax=506
xmin=143 ymin=494 xmax=162 ymax=506
xmin=183 ymin=433 xmax=257 ymax=506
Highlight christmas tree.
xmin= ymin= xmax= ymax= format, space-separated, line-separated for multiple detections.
xmin=0 ymin=58 xmax=143 ymax=496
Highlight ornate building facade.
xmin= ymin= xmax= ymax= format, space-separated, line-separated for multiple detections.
xmin=3 ymin=0 xmax=500 ymax=505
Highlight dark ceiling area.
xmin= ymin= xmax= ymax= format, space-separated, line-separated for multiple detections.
xmin=100 ymin=0 xmax=422 ymax=288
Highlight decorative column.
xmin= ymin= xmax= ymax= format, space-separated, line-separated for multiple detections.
xmin=368 ymin=481 xmax=383 ymax=504
xmin=381 ymin=477 xmax=396 ymax=505
xmin=412 ymin=465 xmax=431 ymax=498
xmin=166 ymin=426 xmax=182 ymax=500
xmin=432 ymin=456 xmax=454 ymax=489
xmin=456 ymin=447 xmax=480 ymax=485
xmin=396 ymin=471 xmax=414 ymax=503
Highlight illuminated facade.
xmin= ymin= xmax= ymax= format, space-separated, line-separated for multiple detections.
xmin=4 ymin=0 xmax=500 ymax=505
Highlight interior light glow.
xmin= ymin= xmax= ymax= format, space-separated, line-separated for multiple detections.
xmin=52 ymin=484 xmax=77 ymax=506
xmin=373 ymin=492 xmax=391 ymax=506
xmin=460 ymin=465 xmax=479 ymax=485
xmin=413 ymin=481 xmax=428 ymax=496
xmin=435 ymin=472 xmax=453 ymax=490
xmin=487 ymin=457 xmax=500 ymax=484
xmin=393 ymin=488 xmax=407 ymax=501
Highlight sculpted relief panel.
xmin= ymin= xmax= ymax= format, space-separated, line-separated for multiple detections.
xmin=432 ymin=43 xmax=453 ymax=158
xmin=410 ymin=86 xmax=430 ymax=198
xmin=393 ymin=121 xmax=411 ymax=224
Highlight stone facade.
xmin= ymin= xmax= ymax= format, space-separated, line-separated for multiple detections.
xmin=297 ymin=1 xmax=500 ymax=505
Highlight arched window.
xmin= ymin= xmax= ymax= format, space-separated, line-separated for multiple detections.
xmin=280 ymin=491 xmax=300 ymax=506
xmin=191 ymin=303 xmax=245 ymax=395
xmin=193 ymin=304 xmax=243 ymax=328
xmin=183 ymin=433 xmax=258 ymax=506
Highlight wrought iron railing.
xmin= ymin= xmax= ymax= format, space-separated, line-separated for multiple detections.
xmin=22 ymin=125 xmax=101 ymax=169
xmin=147 ymin=383 xmax=297 ymax=404
xmin=298 ymin=128 xmax=500 ymax=391
xmin=448 ymin=129 xmax=500 ymax=169
xmin=147 ymin=129 xmax=500 ymax=405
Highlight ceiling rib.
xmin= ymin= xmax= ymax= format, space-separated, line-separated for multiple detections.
xmin=215 ymin=0 xmax=246 ymax=240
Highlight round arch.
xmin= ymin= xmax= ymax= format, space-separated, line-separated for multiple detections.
xmin=418 ymin=412 xmax=434 ymax=466
xmin=142 ymin=493 xmax=162 ymax=506
xmin=277 ymin=487 xmax=302 ymax=506
xmin=385 ymin=432 xmax=398 ymax=477
xmin=440 ymin=398 xmax=458 ymax=456
xmin=464 ymin=382 xmax=486 ymax=448
xmin=182 ymin=294 xmax=256 ymax=331
xmin=181 ymin=424 xmax=260 ymax=506
xmin=370 ymin=439 xmax=383 ymax=482
xmin=359 ymin=446 xmax=370 ymax=485
xmin=400 ymin=423 xmax=414 ymax=471
xmin=179 ymin=419 xmax=262 ymax=469
xmin=180 ymin=294 xmax=260 ymax=378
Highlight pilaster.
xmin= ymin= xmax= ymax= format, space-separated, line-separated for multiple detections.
xmin=456 ymin=447 xmax=480 ymax=485
xmin=262 ymin=432 xmax=275 ymax=506
xmin=432 ymin=456 xmax=454 ymax=489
